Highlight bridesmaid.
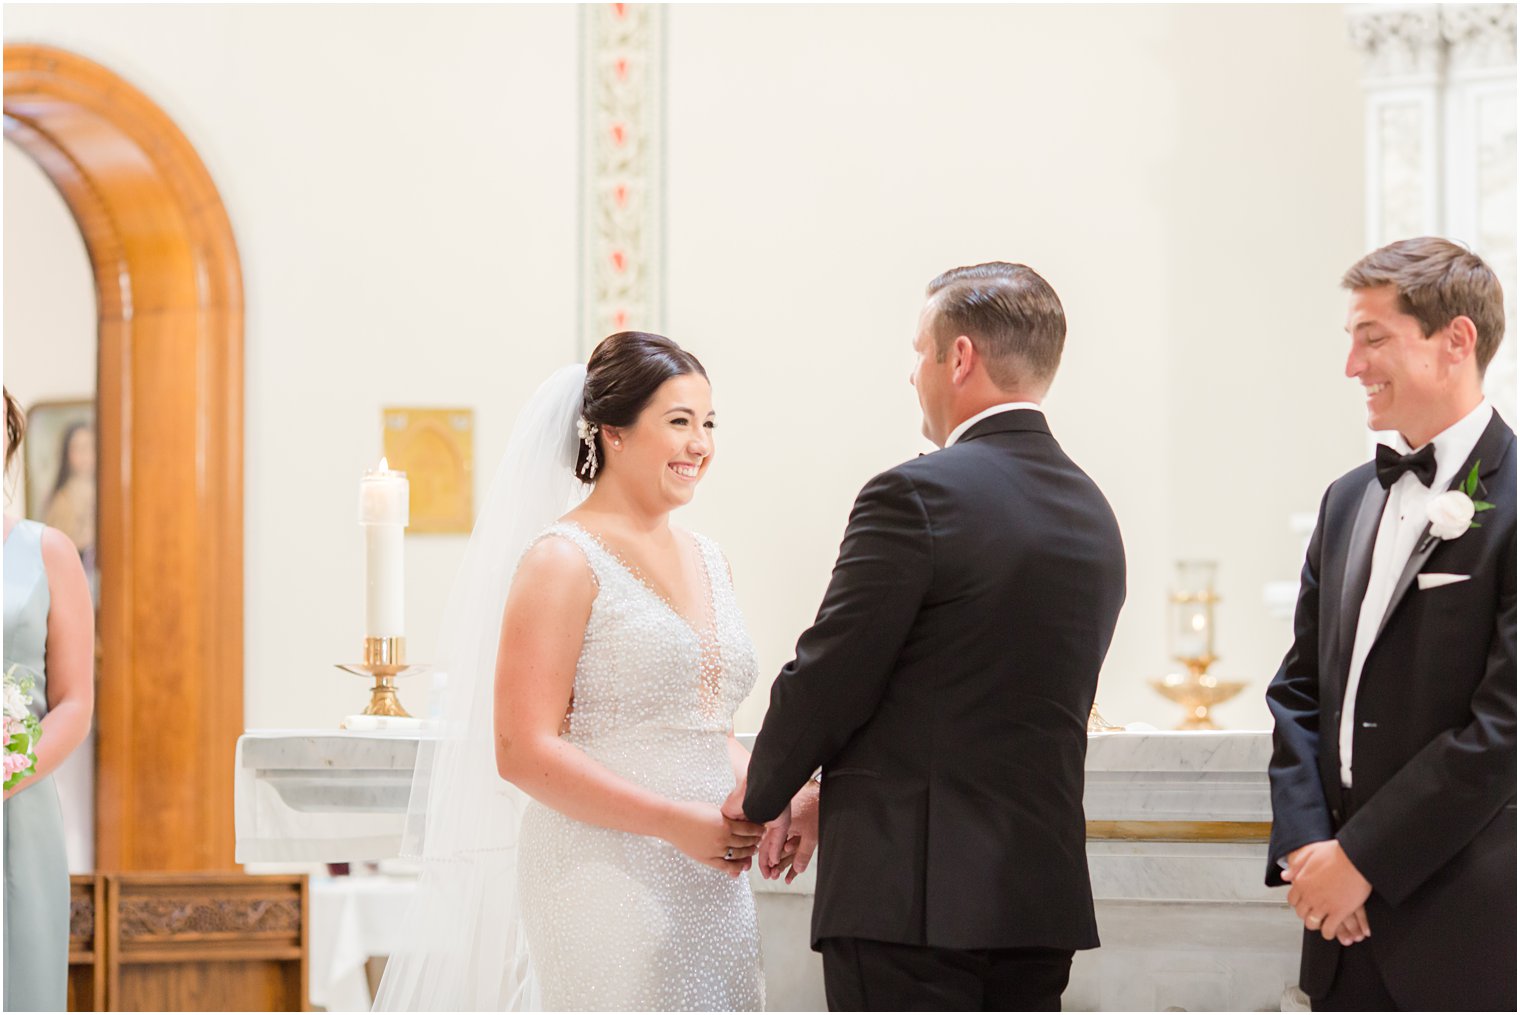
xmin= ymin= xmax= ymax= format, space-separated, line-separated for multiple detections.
xmin=4 ymin=387 xmax=94 ymax=1011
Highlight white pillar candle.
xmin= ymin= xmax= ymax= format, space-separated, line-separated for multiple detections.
xmin=359 ymin=460 xmax=409 ymax=638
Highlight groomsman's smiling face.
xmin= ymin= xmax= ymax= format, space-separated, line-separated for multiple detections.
xmin=1343 ymin=285 xmax=1477 ymax=447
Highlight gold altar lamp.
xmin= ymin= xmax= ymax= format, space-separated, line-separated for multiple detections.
xmin=1149 ymin=561 xmax=1244 ymax=730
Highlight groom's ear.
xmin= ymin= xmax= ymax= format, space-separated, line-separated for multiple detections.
xmin=950 ymin=334 xmax=978 ymax=385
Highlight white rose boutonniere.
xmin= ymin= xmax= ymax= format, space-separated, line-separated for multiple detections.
xmin=1422 ymin=461 xmax=1495 ymax=549
xmin=1427 ymin=490 xmax=1476 ymax=539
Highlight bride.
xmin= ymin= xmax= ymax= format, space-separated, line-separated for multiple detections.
xmin=374 ymin=332 xmax=768 ymax=1012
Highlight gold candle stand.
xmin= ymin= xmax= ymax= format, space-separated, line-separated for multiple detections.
xmin=337 ymin=636 xmax=425 ymax=718
xmin=1150 ymin=656 xmax=1245 ymax=731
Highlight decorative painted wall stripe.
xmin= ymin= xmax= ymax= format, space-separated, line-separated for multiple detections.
xmin=580 ymin=3 xmax=665 ymax=356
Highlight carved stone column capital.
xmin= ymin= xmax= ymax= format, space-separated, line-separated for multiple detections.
xmin=1347 ymin=4 xmax=1444 ymax=80
xmin=1441 ymin=4 xmax=1518 ymax=73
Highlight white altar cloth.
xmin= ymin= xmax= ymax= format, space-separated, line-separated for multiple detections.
xmin=309 ymin=873 xmax=416 ymax=1012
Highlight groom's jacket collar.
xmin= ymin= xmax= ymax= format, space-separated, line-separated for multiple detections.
xmin=956 ymin=407 xmax=1050 ymax=444
xmin=1462 ymin=408 xmax=1514 ymax=486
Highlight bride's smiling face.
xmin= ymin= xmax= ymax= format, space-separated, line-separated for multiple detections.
xmin=604 ymin=373 xmax=716 ymax=507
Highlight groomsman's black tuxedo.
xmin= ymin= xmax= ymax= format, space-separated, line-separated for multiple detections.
xmin=1266 ymin=411 xmax=1516 ymax=1011
xmin=744 ymin=408 xmax=1126 ymax=1010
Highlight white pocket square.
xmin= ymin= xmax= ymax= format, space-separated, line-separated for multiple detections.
xmin=1418 ymin=573 xmax=1471 ymax=590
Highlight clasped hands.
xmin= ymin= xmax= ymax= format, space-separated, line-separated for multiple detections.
xmin=722 ymin=777 xmax=820 ymax=883
xmin=1281 ymin=838 xmax=1373 ymax=946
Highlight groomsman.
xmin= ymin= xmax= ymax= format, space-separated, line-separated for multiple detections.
xmin=1266 ymin=237 xmax=1516 ymax=1010
xmin=735 ymin=262 xmax=1126 ymax=1010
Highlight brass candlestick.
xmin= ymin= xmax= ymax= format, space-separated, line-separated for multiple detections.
xmin=337 ymin=636 xmax=425 ymax=718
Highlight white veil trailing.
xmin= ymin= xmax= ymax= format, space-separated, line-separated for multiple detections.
xmin=372 ymin=365 xmax=588 ymax=1012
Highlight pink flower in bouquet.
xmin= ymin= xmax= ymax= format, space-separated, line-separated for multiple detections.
xmin=4 ymin=750 xmax=30 ymax=777
xmin=3 ymin=716 xmax=18 ymax=737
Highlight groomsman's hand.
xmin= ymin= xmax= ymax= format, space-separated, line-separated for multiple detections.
xmin=1282 ymin=840 xmax=1372 ymax=941
xmin=1335 ymin=906 xmax=1371 ymax=946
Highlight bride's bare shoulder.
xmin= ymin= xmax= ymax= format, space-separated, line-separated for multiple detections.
xmin=512 ymin=528 xmax=597 ymax=599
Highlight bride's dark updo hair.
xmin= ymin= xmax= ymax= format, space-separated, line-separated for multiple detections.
xmin=576 ymin=331 xmax=707 ymax=482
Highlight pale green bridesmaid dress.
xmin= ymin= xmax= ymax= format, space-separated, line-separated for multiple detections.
xmin=4 ymin=520 xmax=70 ymax=1011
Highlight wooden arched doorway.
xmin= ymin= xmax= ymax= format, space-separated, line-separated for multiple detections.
xmin=4 ymin=44 xmax=243 ymax=870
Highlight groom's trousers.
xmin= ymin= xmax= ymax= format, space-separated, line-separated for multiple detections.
xmin=819 ymin=937 xmax=1072 ymax=1011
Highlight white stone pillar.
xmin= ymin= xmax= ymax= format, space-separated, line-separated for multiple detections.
xmin=1347 ymin=2 xmax=1517 ymax=424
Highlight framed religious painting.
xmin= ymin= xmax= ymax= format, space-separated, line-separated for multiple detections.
xmin=22 ymin=398 xmax=98 ymax=588
xmin=381 ymin=407 xmax=475 ymax=534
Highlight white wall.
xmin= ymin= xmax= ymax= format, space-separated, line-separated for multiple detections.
xmin=664 ymin=4 xmax=1368 ymax=730
xmin=2 ymin=140 xmax=97 ymax=515
xmin=3 ymin=4 xmax=1373 ymax=737
xmin=5 ymin=3 xmax=582 ymax=728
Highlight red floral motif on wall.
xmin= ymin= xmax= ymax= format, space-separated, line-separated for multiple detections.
xmin=581 ymin=3 xmax=664 ymax=351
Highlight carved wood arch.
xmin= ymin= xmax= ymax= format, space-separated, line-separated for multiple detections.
xmin=5 ymin=44 xmax=243 ymax=870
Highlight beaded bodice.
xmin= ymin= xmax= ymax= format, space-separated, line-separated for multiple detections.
xmin=530 ymin=522 xmax=758 ymax=775
xmin=515 ymin=521 xmax=766 ymax=1011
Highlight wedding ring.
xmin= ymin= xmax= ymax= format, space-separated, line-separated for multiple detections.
xmin=724 ymin=848 xmax=734 ymax=860
xmin=1306 ymin=915 xmax=1323 ymax=928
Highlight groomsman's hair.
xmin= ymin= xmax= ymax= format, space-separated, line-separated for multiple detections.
xmin=1342 ymin=237 xmax=1506 ymax=374
xmin=925 ymin=262 xmax=1066 ymax=390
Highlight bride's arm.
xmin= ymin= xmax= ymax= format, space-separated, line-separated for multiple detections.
xmin=494 ymin=537 xmax=760 ymax=874
xmin=726 ymin=731 xmax=750 ymax=786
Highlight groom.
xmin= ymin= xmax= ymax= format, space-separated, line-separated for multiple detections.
xmin=731 ymin=262 xmax=1126 ymax=1010
xmin=1265 ymin=237 xmax=1515 ymax=1010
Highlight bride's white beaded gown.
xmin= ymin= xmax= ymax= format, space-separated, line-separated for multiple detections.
xmin=515 ymin=521 xmax=765 ymax=1011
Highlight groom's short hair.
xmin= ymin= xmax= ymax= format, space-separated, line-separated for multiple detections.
xmin=925 ymin=262 xmax=1066 ymax=390
xmin=1342 ymin=237 xmax=1506 ymax=374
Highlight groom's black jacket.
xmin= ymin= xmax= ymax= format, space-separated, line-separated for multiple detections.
xmin=744 ymin=409 xmax=1125 ymax=951
xmin=1265 ymin=411 xmax=1516 ymax=1010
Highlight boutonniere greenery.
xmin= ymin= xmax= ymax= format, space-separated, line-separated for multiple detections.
xmin=1423 ymin=461 xmax=1495 ymax=549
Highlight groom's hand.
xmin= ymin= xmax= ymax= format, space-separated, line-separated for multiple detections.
xmin=722 ymin=775 xmax=749 ymax=822
xmin=776 ymin=780 xmax=820 ymax=884
xmin=758 ymin=807 xmax=792 ymax=878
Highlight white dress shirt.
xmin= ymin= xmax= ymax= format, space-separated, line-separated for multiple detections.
xmin=946 ymin=402 xmax=1042 ymax=447
xmin=1338 ymin=399 xmax=1494 ymax=787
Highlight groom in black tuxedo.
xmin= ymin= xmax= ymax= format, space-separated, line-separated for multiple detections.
xmin=1266 ymin=237 xmax=1516 ymax=1011
xmin=731 ymin=262 xmax=1126 ymax=1010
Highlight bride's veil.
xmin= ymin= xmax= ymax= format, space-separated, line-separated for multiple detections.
xmin=372 ymin=364 xmax=588 ymax=1012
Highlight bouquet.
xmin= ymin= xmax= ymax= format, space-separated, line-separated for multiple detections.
xmin=4 ymin=663 xmax=43 ymax=791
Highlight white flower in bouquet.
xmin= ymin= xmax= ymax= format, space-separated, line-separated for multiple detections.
xmin=3 ymin=664 xmax=42 ymax=790
xmin=3 ymin=675 xmax=28 ymax=721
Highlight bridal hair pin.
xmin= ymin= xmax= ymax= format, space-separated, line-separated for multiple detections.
xmin=576 ymin=417 xmax=600 ymax=479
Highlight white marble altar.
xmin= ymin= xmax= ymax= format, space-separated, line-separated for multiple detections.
xmin=235 ymin=729 xmax=1303 ymax=1011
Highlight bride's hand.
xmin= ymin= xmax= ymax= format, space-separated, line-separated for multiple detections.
xmin=663 ymin=801 xmax=763 ymax=877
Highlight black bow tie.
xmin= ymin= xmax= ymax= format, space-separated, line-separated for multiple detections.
xmin=1375 ymin=442 xmax=1437 ymax=489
